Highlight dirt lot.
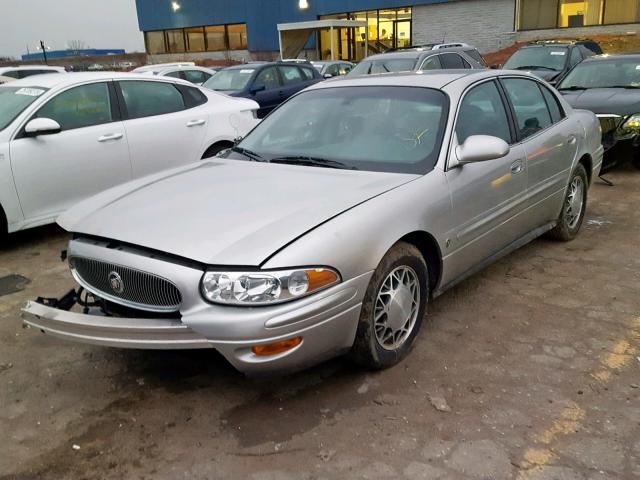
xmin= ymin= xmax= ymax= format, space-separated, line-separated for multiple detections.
xmin=1 ymin=163 xmax=639 ymax=480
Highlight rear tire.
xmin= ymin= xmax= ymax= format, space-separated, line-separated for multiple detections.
xmin=349 ymin=242 xmax=429 ymax=370
xmin=547 ymin=164 xmax=588 ymax=242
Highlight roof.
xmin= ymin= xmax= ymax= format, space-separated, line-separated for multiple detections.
xmin=583 ymin=53 xmax=640 ymax=61
xmin=0 ymin=66 xmax=65 ymax=71
xmin=0 ymin=71 xmax=193 ymax=89
xmin=277 ymin=19 xmax=367 ymax=31
xmin=307 ymin=69 xmax=538 ymax=91
xmin=222 ymin=61 xmax=312 ymax=70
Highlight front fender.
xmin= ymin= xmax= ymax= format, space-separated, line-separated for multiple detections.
xmin=261 ymin=171 xmax=451 ymax=283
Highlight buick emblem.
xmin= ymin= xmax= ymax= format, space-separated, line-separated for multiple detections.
xmin=108 ymin=271 xmax=124 ymax=294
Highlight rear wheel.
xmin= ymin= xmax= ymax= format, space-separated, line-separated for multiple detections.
xmin=547 ymin=164 xmax=588 ymax=241
xmin=350 ymin=242 xmax=428 ymax=370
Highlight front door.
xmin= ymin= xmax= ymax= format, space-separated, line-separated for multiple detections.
xmin=10 ymin=81 xmax=131 ymax=222
xmin=443 ymin=80 xmax=529 ymax=283
xmin=251 ymin=67 xmax=284 ymax=118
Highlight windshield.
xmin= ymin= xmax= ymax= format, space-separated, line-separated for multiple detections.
xmin=349 ymin=58 xmax=417 ymax=75
xmin=504 ymin=47 xmax=568 ymax=71
xmin=235 ymin=86 xmax=448 ymax=174
xmin=203 ymin=68 xmax=255 ymax=91
xmin=558 ymin=58 xmax=640 ymax=89
xmin=0 ymin=86 xmax=47 ymax=131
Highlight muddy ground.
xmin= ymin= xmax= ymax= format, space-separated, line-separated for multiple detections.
xmin=1 ymin=164 xmax=639 ymax=480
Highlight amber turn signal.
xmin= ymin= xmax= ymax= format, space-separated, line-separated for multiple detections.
xmin=306 ymin=268 xmax=339 ymax=291
xmin=252 ymin=337 xmax=303 ymax=356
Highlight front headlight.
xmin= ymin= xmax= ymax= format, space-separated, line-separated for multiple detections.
xmin=200 ymin=267 xmax=340 ymax=305
xmin=623 ymin=113 xmax=640 ymax=130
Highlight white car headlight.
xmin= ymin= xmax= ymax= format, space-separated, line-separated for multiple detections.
xmin=200 ymin=268 xmax=340 ymax=305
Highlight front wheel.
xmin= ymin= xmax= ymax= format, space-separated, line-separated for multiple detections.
xmin=349 ymin=242 xmax=429 ymax=370
xmin=547 ymin=164 xmax=588 ymax=242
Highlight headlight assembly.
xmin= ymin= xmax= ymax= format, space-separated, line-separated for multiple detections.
xmin=623 ymin=113 xmax=640 ymax=130
xmin=200 ymin=268 xmax=340 ymax=305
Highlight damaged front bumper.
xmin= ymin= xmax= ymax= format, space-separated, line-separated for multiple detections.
xmin=22 ymin=297 xmax=211 ymax=350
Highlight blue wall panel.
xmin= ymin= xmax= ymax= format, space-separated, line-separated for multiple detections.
xmin=136 ymin=0 xmax=458 ymax=51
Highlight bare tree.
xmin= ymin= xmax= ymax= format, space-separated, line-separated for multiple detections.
xmin=67 ymin=40 xmax=87 ymax=55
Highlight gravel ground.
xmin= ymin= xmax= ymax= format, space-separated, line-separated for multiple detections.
xmin=1 ymin=164 xmax=639 ymax=480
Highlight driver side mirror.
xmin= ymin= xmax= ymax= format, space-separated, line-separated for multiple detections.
xmin=250 ymin=84 xmax=266 ymax=95
xmin=24 ymin=118 xmax=62 ymax=137
xmin=490 ymin=64 xmax=502 ymax=70
xmin=454 ymin=135 xmax=510 ymax=166
xmin=323 ymin=73 xmax=333 ymax=79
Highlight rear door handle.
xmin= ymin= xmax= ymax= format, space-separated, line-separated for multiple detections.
xmin=186 ymin=119 xmax=206 ymax=127
xmin=97 ymin=133 xmax=123 ymax=142
xmin=568 ymin=135 xmax=577 ymax=145
xmin=511 ymin=160 xmax=524 ymax=175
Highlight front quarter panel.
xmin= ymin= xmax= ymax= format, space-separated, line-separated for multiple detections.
xmin=262 ymin=171 xmax=451 ymax=286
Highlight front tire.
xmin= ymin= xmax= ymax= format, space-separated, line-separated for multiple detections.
xmin=547 ymin=164 xmax=588 ymax=242
xmin=350 ymin=242 xmax=429 ymax=370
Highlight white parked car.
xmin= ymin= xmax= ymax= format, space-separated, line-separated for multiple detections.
xmin=0 ymin=72 xmax=259 ymax=237
xmin=147 ymin=66 xmax=218 ymax=85
xmin=0 ymin=66 xmax=66 ymax=79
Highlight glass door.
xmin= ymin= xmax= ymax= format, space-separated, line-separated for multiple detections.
xmin=393 ymin=20 xmax=411 ymax=49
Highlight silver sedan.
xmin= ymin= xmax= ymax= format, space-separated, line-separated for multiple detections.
xmin=24 ymin=70 xmax=603 ymax=375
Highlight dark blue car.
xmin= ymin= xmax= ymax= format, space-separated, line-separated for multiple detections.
xmin=203 ymin=62 xmax=323 ymax=118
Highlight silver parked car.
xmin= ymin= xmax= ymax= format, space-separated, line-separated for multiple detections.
xmin=24 ymin=70 xmax=603 ymax=375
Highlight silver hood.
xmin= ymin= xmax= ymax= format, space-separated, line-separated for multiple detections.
xmin=58 ymin=159 xmax=418 ymax=266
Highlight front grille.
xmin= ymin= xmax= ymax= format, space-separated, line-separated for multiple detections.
xmin=597 ymin=115 xmax=623 ymax=136
xmin=69 ymin=256 xmax=182 ymax=313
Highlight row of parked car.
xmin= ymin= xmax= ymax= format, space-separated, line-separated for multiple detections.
xmin=3 ymin=37 xmax=638 ymax=375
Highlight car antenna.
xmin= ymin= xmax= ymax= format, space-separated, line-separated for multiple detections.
xmin=442 ymin=32 xmax=446 ymax=43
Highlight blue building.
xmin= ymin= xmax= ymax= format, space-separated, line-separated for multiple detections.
xmin=22 ymin=49 xmax=126 ymax=61
xmin=134 ymin=0 xmax=640 ymax=60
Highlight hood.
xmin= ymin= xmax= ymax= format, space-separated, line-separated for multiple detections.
xmin=559 ymin=88 xmax=640 ymax=116
xmin=58 ymin=160 xmax=417 ymax=266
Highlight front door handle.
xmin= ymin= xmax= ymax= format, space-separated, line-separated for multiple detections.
xmin=186 ymin=119 xmax=206 ymax=127
xmin=97 ymin=133 xmax=123 ymax=142
xmin=567 ymin=135 xmax=577 ymax=145
xmin=510 ymin=160 xmax=524 ymax=175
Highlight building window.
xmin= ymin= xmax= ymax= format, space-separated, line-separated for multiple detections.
xmin=185 ymin=27 xmax=205 ymax=52
xmin=227 ymin=24 xmax=247 ymax=50
xmin=205 ymin=25 xmax=226 ymax=51
xmin=145 ymin=31 xmax=166 ymax=54
xmin=143 ymin=23 xmax=248 ymax=54
xmin=519 ymin=0 xmax=640 ymax=30
xmin=319 ymin=7 xmax=412 ymax=61
xmin=165 ymin=29 xmax=186 ymax=53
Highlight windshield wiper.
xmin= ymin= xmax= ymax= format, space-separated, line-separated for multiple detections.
xmin=230 ymin=146 xmax=267 ymax=162
xmin=609 ymin=85 xmax=640 ymax=89
xmin=270 ymin=156 xmax=356 ymax=170
xmin=558 ymin=85 xmax=587 ymax=91
xmin=513 ymin=65 xmax=557 ymax=71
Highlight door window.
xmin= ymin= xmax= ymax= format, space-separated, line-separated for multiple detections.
xmin=300 ymin=66 xmax=315 ymax=80
xmin=456 ymin=81 xmax=512 ymax=144
xmin=36 ymin=82 xmax=113 ymax=131
xmin=440 ymin=53 xmax=465 ymax=69
xmin=325 ymin=64 xmax=341 ymax=77
xmin=502 ymin=78 xmax=552 ymax=140
xmin=340 ymin=63 xmax=353 ymax=75
xmin=540 ymin=85 xmax=564 ymax=123
xmin=420 ymin=56 xmax=442 ymax=70
xmin=184 ymin=70 xmax=211 ymax=84
xmin=119 ymin=81 xmax=186 ymax=119
xmin=278 ymin=66 xmax=303 ymax=86
xmin=3 ymin=70 xmax=20 ymax=79
xmin=254 ymin=67 xmax=280 ymax=90
xmin=164 ymin=71 xmax=183 ymax=79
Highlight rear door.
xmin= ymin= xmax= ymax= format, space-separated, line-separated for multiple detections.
xmin=501 ymin=77 xmax=578 ymax=226
xmin=116 ymin=80 xmax=208 ymax=177
xmin=444 ymin=79 xmax=529 ymax=280
xmin=250 ymin=66 xmax=283 ymax=118
xmin=10 ymin=81 xmax=131 ymax=221
xmin=277 ymin=65 xmax=310 ymax=99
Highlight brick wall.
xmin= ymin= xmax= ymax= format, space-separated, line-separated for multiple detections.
xmin=412 ymin=0 xmax=517 ymax=53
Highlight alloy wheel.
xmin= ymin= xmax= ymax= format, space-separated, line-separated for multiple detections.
xmin=565 ymin=176 xmax=584 ymax=229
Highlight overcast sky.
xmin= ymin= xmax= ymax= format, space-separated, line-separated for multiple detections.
xmin=0 ymin=0 xmax=145 ymax=58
